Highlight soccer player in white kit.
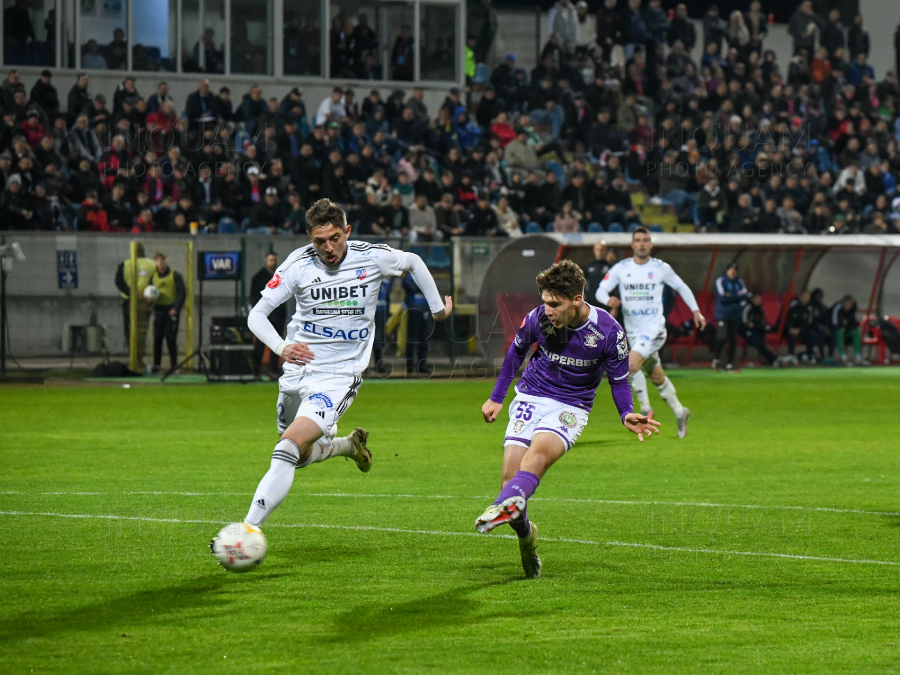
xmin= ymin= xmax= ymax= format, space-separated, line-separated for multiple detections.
xmin=595 ymin=227 xmax=706 ymax=437
xmin=239 ymin=199 xmax=452 ymax=531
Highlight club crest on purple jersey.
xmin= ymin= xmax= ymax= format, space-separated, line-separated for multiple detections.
xmin=584 ymin=334 xmax=598 ymax=348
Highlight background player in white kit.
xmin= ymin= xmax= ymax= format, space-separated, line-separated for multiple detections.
xmin=595 ymin=227 xmax=706 ymax=437
xmin=237 ymin=199 xmax=452 ymax=535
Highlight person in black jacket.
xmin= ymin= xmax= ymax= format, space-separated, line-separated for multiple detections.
xmin=247 ymin=187 xmax=287 ymax=234
xmin=830 ymin=294 xmax=866 ymax=364
xmin=741 ymin=294 xmax=777 ymax=365
xmin=249 ymin=252 xmax=286 ymax=378
xmin=66 ymin=73 xmax=91 ymax=124
xmin=185 ymin=79 xmax=215 ymax=127
xmin=30 ymin=70 xmax=60 ymax=120
xmin=584 ymin=241 xmax=618 ymax=312
xmin=466 ymin=192 xmax=501 ymax=236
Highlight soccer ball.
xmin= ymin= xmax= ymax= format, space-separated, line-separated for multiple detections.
xmin=210 ymin=522 xmax=267 ymax=572
xmin=143 ymin=285 xmax=160 ymax=301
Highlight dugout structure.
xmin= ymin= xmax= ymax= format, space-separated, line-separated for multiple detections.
xmin=128 ymin=239 xmax=196 ymax=374
xmin=476 ymin=234 xmax=900 ymax=364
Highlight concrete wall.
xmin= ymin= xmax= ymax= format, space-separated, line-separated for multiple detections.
xmin=2 ymin=232 xmax=314 ymax=358
xmin=858 ymin=0 xmax=900 ymax=78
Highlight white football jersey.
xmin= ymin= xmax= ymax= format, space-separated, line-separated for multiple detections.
xmin=260 ymin=241 xmax=409 ymax=377
xmin=596 ymin=256 xmax=699 ymax=338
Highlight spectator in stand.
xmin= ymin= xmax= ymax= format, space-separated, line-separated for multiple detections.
xmin=30 ymin=70 xmax=59 ymax=120
xmin=82 ymin=40 xmax=108 ymax=70
xmin=20 ymin=111 xmax=46 ymax=150
xmin=386 ymin=191 xmax=410 ymax=237
xmin=744 ymin=1 xmax=767 ymax=55
xmin=66 ymin=73 xmax=91 ymax=124
xmin=830 ymin=294 xmax=865 ymax=364
xmin=185 ymin=79 xmax=215 ymax=127
xmin=467 ymin=190 xmax=501 ymax=236
xmin=553 ymin=200 xmax=581 ymax=233
xmin=435 ymin=192 xmax=464 ymax=238
xmin=493 ymin=194 xmax=522 ymax=237
xmin=358 ymin=190 xmax=388 ymax=236
xmin=712 ymin=263 xmax=750 ymax=370
xmin=788 ymin=1 xmax=824 ymax=56
xmin=703 ymin=5 xmax=727 ymax=51
xmin=505 ymin=127 xmax=539 ymax=173
xmin=848 ymin=15 xmax=870 ymax=59
xmin=104 ymin=181 xmax=132 ymax=230
xmin=476 ymin=87 xmax=504 ymax=129
xmin=741 ymin=293 xmax=777 ymax=365
xmin=132 ymin=207 xmax=155 ymax=233
xmin=0 ymin=174 xmax=33 ymax=230
xmin=409 ymin=193 xmax=438 ymax=243
xmin=147 ymin=82 xmax=173 ymax=114
xmin=76 ymin=189 xmax=112 ymax=232
xmin=529 ymin=74 xmax=566 ymax=139
xmin=548 ymin=0 xmax=578 ymax=53
xmin=729 ymin=193 xmax=759 ymax=232
xmin=316 ymin=87 xmax=346 ymax=126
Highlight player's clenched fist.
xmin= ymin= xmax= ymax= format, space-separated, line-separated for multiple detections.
xmin=281 ymin=343 xmax=315 ymax=365
xmin=482 ymin=399 xmax=503 ymax=423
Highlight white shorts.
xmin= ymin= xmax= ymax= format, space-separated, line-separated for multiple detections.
xmin=276 ymin=368 xmax=362 ymax=443
xmin=504 ymin=391 xmax=589 ymax=452
xmin=628 ymin=330 xmax=667 ymax=373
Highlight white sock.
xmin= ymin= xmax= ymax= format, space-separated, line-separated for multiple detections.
xmin=295 ymin=435 xmax=354 ymax=468
xmin=629 ymin=371 xmax=652 ymax=415
xmin=245 ymin=439 xmax=300 ymax=526
xmin=657 ymin=377 xmax=685 ymax=417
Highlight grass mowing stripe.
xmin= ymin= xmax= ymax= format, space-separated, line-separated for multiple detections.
xmin=2 ymin=510 xmax=898 ymax=568
xmin=11 ymin=490 xmax=899 ymax=518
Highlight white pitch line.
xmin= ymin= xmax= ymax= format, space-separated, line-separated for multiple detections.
xmin=5 ymin=491 xmax=900 ymax=519
xmin=0 ymin=510 xmax=898 ymax=568
xmin=309 ymin=492 xmax=900 ymax=518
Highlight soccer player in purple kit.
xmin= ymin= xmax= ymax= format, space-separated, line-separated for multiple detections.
xmin=476 ymin=260 xmax=660 ymax=578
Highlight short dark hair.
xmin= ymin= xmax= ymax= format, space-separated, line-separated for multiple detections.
xmin=632 ymin=225 xmax=650 ymax=237
xmin=536 ymin=260 xmax=586 ymax=300
xmin=305 ymin=198 xmax=347 ymax=232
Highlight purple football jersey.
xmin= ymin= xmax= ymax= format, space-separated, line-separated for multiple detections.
xmin=490 ymin=304 xmax=634 ymax=419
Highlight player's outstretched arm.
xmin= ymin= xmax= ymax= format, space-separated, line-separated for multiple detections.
xmin=403 ymin=252 xmax=452 ymax=319
xmin=664 ymin=265 xmax=706 ymax=330
xmin=483 ymin=310 xmax=536 ymax=422
xmin=623 ymin=412 xmax=661 ymax=442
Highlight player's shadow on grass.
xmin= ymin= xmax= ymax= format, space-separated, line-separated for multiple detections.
xmin=320 ymin=581 xmax=531 ymax=644
xmin=569 ymin=439 xmax=617 ymax=449
xmin=0 ymin=577 xmax=229 ymax=644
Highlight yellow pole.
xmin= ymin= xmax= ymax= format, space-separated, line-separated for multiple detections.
xmin=185 ymin=240 xmax=195 ymax=370
xmin=128 ymin=241 xmax=139 ymax=373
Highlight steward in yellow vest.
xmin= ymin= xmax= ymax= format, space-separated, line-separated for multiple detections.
xmin=149 ymin=252 xmax=186 ymax=373
xmin=114 ymin=242 xmax=155 ymax=363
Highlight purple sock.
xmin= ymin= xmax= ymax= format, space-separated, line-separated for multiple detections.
xmin=494 ymin=471 xmax=540 ymax=538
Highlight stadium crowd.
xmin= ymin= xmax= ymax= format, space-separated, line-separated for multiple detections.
xmin=2 ymin=0 xmax=900 ymax=238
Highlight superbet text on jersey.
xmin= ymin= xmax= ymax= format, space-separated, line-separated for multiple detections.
xmin=260 ymin=242 xmax=411 ymax=377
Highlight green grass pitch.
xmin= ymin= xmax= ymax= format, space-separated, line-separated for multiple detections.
xmin=2 ymin=369 xmax=900 ymax=674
